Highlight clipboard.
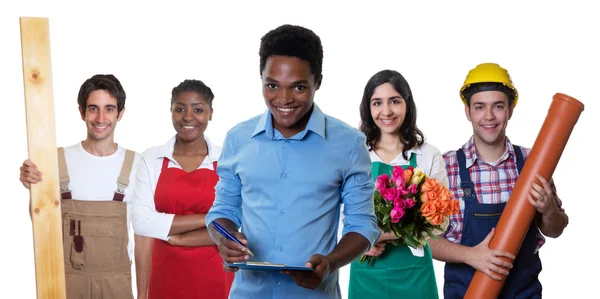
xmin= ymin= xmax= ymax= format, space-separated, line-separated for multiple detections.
xmin=224 ymin=261 xmax=313 ymax=272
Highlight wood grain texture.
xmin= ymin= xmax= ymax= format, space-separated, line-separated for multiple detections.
xmin=20 ymin=16 xmax=66 ymax=299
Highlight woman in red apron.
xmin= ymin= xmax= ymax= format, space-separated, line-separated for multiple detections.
xmin=132 ymin=79 xmax=233 ymax=299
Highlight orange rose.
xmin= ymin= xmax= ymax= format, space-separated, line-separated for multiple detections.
xmin=427 ymin=213 xmax=444 ymax=226
xmin=434 ymin=200 xmax=446 ymax=212
xmin=403 ymin=169 xmax=413 ymax=184
xmin=420 ymin=201 xmax=437 ymax=218
xmin=437 ymin=188 xmax=452 ymax=201
xmin=421 ymin=178 xmax=439 ymax=192
xmin=442 ymin=201 xmax=454 ymax=216
xmin=451 ymin=200 xmax=460 ymax=214
xmin=421 ymin=190 xmax=438 ymax=203
xmin=446 ymin=189 xmax=454 ymax=199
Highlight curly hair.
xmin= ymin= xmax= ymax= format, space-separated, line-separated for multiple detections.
xmin=259 ymin=24 xmax=323 ymax=82
xmin=359 ymin=70 xmax=424 ymax=160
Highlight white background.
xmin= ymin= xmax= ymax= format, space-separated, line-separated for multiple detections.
xmin=1 ymin=1 xmax=598 ymax=298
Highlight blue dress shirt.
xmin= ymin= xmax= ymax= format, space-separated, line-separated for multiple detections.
xmin=206 ymin=104 xmax=380 ymax=299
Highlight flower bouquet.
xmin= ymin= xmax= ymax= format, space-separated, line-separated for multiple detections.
xmin=359 ymin=166 xmax=460 ymax=266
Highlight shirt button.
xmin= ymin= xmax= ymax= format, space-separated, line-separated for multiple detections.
xmin=281 ymin=173 xmax=287 ymax=179
xmin=284 ymin=140 xmax=290 ymax=143
xmin=279 ymin=246 xmax=283 ymax=252
xmin=277 ymin=280 xmax=281 ymax=285
xmin=280 ymin=210 xmax=285 ymax=215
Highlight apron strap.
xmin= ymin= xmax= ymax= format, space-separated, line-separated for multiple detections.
xmin=161 ymin=157 xmax=170 ymax=170
xmin=513 ymin=145 xmax=525 ymax=174
xmin=57 ymin=147 xmax=72 ymax=199
xmin=371 ymin=161 xmax=381 ymax=183
xmin=113 ymin=149 xmax=135 ymax=202
xmin=408 ymin=152 xmax=417 ymax=168
xmin=456 ymin=148 xmax=477 ymax=201
xmin=212 ymin=161 xmax=218 ymax=171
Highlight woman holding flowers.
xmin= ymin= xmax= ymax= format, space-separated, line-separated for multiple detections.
xmin=348 ymin=70 xmax=450 ymax=299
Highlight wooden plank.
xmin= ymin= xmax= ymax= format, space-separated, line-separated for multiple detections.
xmin=20 ymin=17 xmax=66 ymax=299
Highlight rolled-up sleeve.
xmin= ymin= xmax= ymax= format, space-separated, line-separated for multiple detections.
xmin=206 ymin=132 xmax=243 ymax=228
xmin=340 ymin=135 xmax=380 ymax=247
xmin=132 ymin=154 xmax=174 ymax=240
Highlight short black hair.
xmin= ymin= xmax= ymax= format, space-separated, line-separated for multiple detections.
xmin=464 ymin=82 xmax=516 ymax=106
xmin=170 ymin=79 xmax=214 ymax=108
xmin=259 ymin=24 xmax=323 ymax=82
xmin=359 ymin=70 xmax=424 ymax=160
xmin=77 ymin=74 xmax=126 ymax=116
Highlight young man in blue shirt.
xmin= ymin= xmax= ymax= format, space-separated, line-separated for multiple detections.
xmin=206 ymin=24 xmax=380 ymax=298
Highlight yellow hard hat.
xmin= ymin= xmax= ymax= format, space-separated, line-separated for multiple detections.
xmin=460 ymin=63 xmax=519 ymax=107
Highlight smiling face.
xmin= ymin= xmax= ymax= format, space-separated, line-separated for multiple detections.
xmin=466 ymin=90 xmax=513 ymax=147
xmin=171 ymin=91 xmax=212 ymax=142
xmin=262 ymin=55 xmax=321 ymax=138
xmin=369 ymin=82 xmax=407 ymax=136
xmin=79 ymin=90 xmax=123 ymax=142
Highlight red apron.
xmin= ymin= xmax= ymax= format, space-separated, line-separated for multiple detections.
xmin=148 ymin=158 xmax=234 ymax=299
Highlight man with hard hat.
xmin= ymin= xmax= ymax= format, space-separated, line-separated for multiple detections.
xmin=429 ymin=63 xmax=569 ymax=298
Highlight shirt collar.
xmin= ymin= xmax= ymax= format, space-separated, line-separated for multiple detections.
xmin=156 ymin=135 xmax=220 ymax=163
xmin=463 ymin=136 xmax=516 ymax=168
xmin=251 ymin=104 xmax=326 ymax=139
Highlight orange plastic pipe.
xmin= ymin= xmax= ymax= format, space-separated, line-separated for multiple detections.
xmin=464 ymin=93 xmax=584 ymax=299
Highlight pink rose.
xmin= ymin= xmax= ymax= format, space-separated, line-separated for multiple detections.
xmin=390 ymin=207 xmax=405 ymax=223
xmin=392 ymin=166 xmax=405 ymax=186
xmin=375 ymin=174 xmax=390 ymax=192
xmin=394 ymin=198 xmax=406 ymax=209
xmin=405 ymin=198 xmax=416 ymax=209
xmin=394 ymin=176 xmax=405 ymax=188
xmin=408 ymin=184 xmax=418 ymax=194
xmin=397 ymin=185 xmax=409 ymax=197
xmin=381 ymin=187 xmax=399 ymax=201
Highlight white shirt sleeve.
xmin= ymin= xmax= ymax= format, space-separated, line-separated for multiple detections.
xmin=132 ymin=153 xmax=174 ymax=241
xmin=429 ymin=147 xmax=449 ymax=189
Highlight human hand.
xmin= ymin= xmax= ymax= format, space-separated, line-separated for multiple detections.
xmin=166 ymin=235 xmax=180 ymax=246
xmin=217 ymin=232 xmax=250 ymax=272
xmin=19 ymin=159 xmax=42 ymax=189
xmin=528 ymin=174 xmax=559 ymax=215
xmin=465 ymin=228 xmax=515 ymax=280
xmin=378 ymin=230 xmax=397 ymax=242
xmin=283 ymin=254 xmax=330 ymax=289
xmin=364 ymin=242 xmax=387 ymax=257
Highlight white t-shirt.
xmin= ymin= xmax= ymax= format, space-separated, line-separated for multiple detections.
xmin=132 ymin=135 xmax=222 ymax=241
xmin=62 ymin=142 xmax=141 ymax=261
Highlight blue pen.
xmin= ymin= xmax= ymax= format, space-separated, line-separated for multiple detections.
xmin=211 ymin=221 xmax=255 ymax=256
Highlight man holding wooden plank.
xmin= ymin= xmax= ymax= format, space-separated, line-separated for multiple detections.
xmin=19 ymin=74 xmax=151 ymax=299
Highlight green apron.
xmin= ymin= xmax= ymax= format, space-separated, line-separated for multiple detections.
xmin=348 ymin=153 xmax=439 ymax=299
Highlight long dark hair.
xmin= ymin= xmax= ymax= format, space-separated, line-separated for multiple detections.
xmin=359 ymin=70 xmax=424 ymax=160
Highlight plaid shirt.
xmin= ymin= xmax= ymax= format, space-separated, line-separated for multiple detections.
xmin=441 ymin=136 xmax=563 ymax=252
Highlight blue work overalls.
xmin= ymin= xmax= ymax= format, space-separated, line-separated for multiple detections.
xmin=443 ymin=145 xmax=542 ymax=299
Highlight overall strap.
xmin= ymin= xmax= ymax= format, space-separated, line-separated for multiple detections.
xmin=513 ymin=145 xmax=525 ymax=174
xmin=456 ymin=148 xmax=476 ymax=201
xmin=57 ymin=147 xmax=72 ymax=199
xmin=113 ymin=149 xmax=135 ymax=202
